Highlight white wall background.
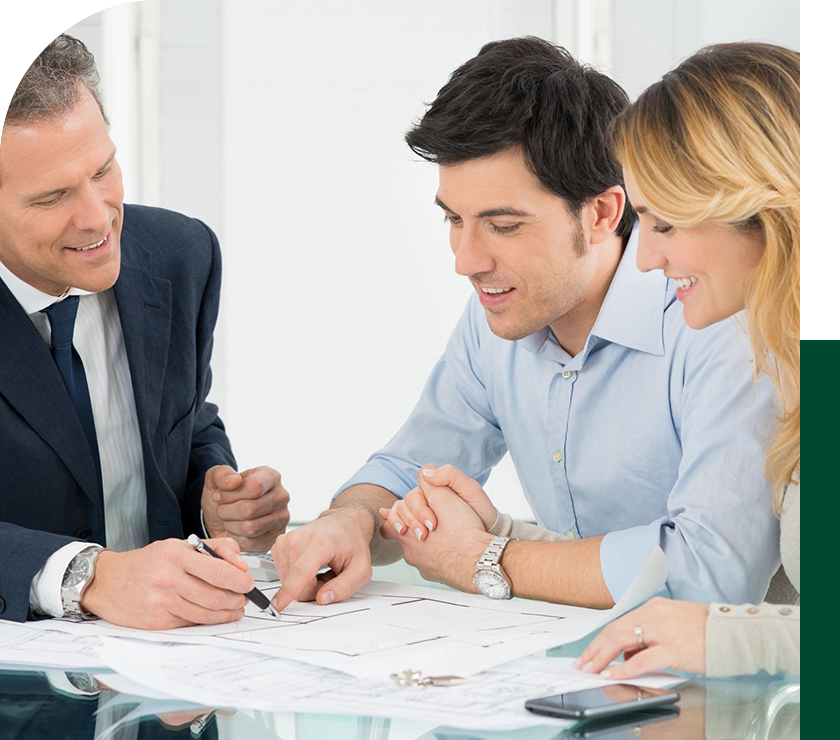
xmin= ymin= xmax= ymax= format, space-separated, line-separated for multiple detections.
xmin=66 ymin=0 xmax=799 ymax=523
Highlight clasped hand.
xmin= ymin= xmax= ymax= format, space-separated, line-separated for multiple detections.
xmin=201 ymin=464 xmax=290 ymax=552
xmin=379 ymin=464 xmax=498 ymax=591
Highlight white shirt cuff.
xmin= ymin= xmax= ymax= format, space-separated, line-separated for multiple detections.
xmin=29 ymin=541 xmax=102 ymax=618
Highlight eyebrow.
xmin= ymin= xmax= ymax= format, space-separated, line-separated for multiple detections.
xmin=26 ymin=150 xmax=117 ymax=203
xmin=434 ymin=197 xmax=534 ymax=219
xmin=633 ymin=205 xmax=648 ymax=214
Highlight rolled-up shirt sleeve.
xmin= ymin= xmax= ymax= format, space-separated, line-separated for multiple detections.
xmin=600 ymin=320 xmax=781 ymax=604
xmin=335 ymin=298 xmax=507 ymax=501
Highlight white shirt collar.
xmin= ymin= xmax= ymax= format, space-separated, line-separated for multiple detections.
xmin=0 ymin=257 xmax=95 ymax=315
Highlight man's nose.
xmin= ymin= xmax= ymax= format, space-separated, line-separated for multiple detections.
xmin=71 ymin=183 xmax=112 ymax=235
xmin=636 ymin=233 xmax=669 ymax=273
xmin=453 ymin=223 xmax=494 ymax=277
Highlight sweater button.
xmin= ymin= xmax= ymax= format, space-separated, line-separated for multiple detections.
xmin=747 ymin=607 xmax=759 ymax=614
xmin=719 ymin=606 xmax=731 ymax=613
xmin=779 ymin=607 xmax=792 ymax=616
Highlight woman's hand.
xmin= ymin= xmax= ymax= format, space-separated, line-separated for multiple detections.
xmin=379 ymin=463 xmax=498 ymax=540
xmin=574 ymin=597 xmax=709 ymax=679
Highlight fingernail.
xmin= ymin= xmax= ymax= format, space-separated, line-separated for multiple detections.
xmin=322 ymin=591 xmax=335 ymax=605
xmin=378 ymin=508 xmax=387 ymax=514
xmin=225 ymin=475 xmax=239 ymax=486
xmin=573 ymin=658 xmax=581 ymax=669
xmin=212 ymin=492 xmax=221 ymax=502
xmin=601 ymin=669 xmax=612 ymax=679
xmin=421 ymin=468 xmax=435 ymax=477
xmin=415 ymin=528 xmax=423 ymax=540
xmin=394 ymin=522 xmax=403 ymax=534
xmin=582 ymin=661 xmax=593 ymax=673
xmin=425 ymin=519 xmax=434 ymax=531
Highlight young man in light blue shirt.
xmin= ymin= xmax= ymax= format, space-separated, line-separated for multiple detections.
xmin=269 ymin=37 xmax=779 ymax=611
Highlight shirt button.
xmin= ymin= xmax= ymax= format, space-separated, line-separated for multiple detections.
xmin=561 ymin=371 xmax=573 ymax=379
xmin=747 ymin=607 xmax=760 ymax=614
xmin=719 ymin=606 xmax=731 ymax=613
xmin=779 ymin=607 xmax=792 ymax=616
xmin=565 ymin=530 xmax=577 ymax=539
xmin=552 ymin=451 xmax=563 ymax=462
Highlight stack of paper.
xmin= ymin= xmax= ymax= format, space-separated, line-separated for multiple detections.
xmin=0 ymin=548 xmax=676 ymax=730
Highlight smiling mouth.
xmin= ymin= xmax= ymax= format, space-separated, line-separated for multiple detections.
xmin=669 ymin=276 xmax=698 ymax=290
xmin=480 ymin=287 xmax=514 ymax=295
xmin=69 ymin=237 xmax=106 ymax=251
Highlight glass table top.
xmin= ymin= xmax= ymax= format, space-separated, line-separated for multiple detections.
xmin=0 ymin=561 xmax=800 ymax=740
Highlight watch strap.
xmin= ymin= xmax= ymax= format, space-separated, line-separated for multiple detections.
xmin=61 ymin=545 xmax=104 ymax=620
xmin=475 ymin=536 xmax=512 ymax=572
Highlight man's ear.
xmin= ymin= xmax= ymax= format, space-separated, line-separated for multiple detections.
xmin=583 ymin=185 xmax=626 ymax=245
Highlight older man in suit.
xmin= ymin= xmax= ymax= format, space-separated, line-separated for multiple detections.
xmin=0 ymin=35 xmax=289 ymax=627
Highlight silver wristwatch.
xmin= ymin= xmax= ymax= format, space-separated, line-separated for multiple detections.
xmin=473 ymin=536 xmax=514 ymax=599
xmin=61 ymin=545 xmax=104 ymax=620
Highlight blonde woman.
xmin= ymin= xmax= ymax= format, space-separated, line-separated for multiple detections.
xmin=384 ymin=41 xmax=799 ymax=678
xmin=574 ymin=41 xmax=799 ymax=678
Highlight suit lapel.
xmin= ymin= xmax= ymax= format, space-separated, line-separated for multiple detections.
xmin=113 ymin=228 xmax=172 ymax=441
xmin=0 ymin=280 xmax=102 ymax=506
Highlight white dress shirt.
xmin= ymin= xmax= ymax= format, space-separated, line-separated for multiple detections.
xmin=0 ymin=259 xmax=148 ymax=616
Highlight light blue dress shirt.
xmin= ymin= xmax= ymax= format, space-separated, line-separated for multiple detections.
xmin=338 ymin=229 xmax=781 ymax=604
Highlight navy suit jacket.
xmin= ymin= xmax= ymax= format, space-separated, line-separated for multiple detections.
xmin=0 ymin=205 xmax=236 ymax=622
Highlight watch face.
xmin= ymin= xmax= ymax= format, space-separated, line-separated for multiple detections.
xmin=473 ymin=570 xmax=510 ymax=599
xmin=62 ymin=555 xmax=92 ymax=588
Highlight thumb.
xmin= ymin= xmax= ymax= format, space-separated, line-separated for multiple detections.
xmin=420 ymin=463 xmax=482 ymax=499
xmin=314 ymin=556 xmax=372 ymax=605
xmin=210 ymin=465 xmax=242 ymax=491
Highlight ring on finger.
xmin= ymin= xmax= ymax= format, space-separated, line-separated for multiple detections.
xmin=633 ymin=625 xmax=646 ymax=649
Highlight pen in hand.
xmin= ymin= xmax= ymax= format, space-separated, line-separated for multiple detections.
xmin=187 ymin=534 xmax=282 ymax=619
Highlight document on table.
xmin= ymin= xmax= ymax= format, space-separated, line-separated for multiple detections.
xmin=25 ymin=548 xmax=666 ymax=680
xmin=95 ymin=638 xmax=681 ymax=731
xmin=0 ymin=620 xmax=108 ymax=669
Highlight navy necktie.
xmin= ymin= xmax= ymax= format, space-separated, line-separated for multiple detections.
xmin=42 ymin=296 xmax=103 ymax=492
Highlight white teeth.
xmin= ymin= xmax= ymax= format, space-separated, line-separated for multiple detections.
xmin=72 ymin=237 xmax=105 ymax=252
xmin=481 ymin=287 xmax=512 ymax=295
xmin=673 ymin=276 xmax=698 ymax=291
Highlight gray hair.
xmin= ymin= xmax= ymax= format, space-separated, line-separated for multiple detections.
xmin=5 ymin=34 xmax=108 ymax=127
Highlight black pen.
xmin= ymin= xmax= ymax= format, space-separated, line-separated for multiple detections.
xmin=187 ymin=534 xmax=282 ymax=618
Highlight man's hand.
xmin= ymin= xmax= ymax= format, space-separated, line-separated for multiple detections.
xmin=80 ymin=537 xmax=255 ymax=630
xmin=384 ymin=480 xmax=493 ymax=592
xmin=201 ymin=465 xmax=290 ymax=552
xmin=379 ymin=463 xmax=498 ymax=540
xmin=270 ymin=507 xmax=376 ymax=612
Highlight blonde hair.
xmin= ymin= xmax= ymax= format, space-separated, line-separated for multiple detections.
xmin=612 ymin=43 xmax=799 ymax=512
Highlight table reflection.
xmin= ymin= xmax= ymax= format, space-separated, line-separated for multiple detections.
xmin=0 ymin=666 xmax=798 ymax=740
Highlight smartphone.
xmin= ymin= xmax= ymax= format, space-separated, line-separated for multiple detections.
xmin=525 ymin=685 xmax=680 ymax=720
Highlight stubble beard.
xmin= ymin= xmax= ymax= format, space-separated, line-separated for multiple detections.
xmin=484 ymin=223 xmax=589 ymax=342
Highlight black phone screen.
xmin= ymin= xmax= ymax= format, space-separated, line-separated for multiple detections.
xmin=525 ymin=685 xmax=680 ymax=719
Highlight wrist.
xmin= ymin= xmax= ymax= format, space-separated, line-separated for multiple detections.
xmin=320 ymin=503 xmax=377 ymax=539
xmin=465 ymin=530 xmax=495 ymax=591
xmin=78 ymin=549 xmax=116 ymax=614
xmin=483 ymin=507 xmax=499 ymax=531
